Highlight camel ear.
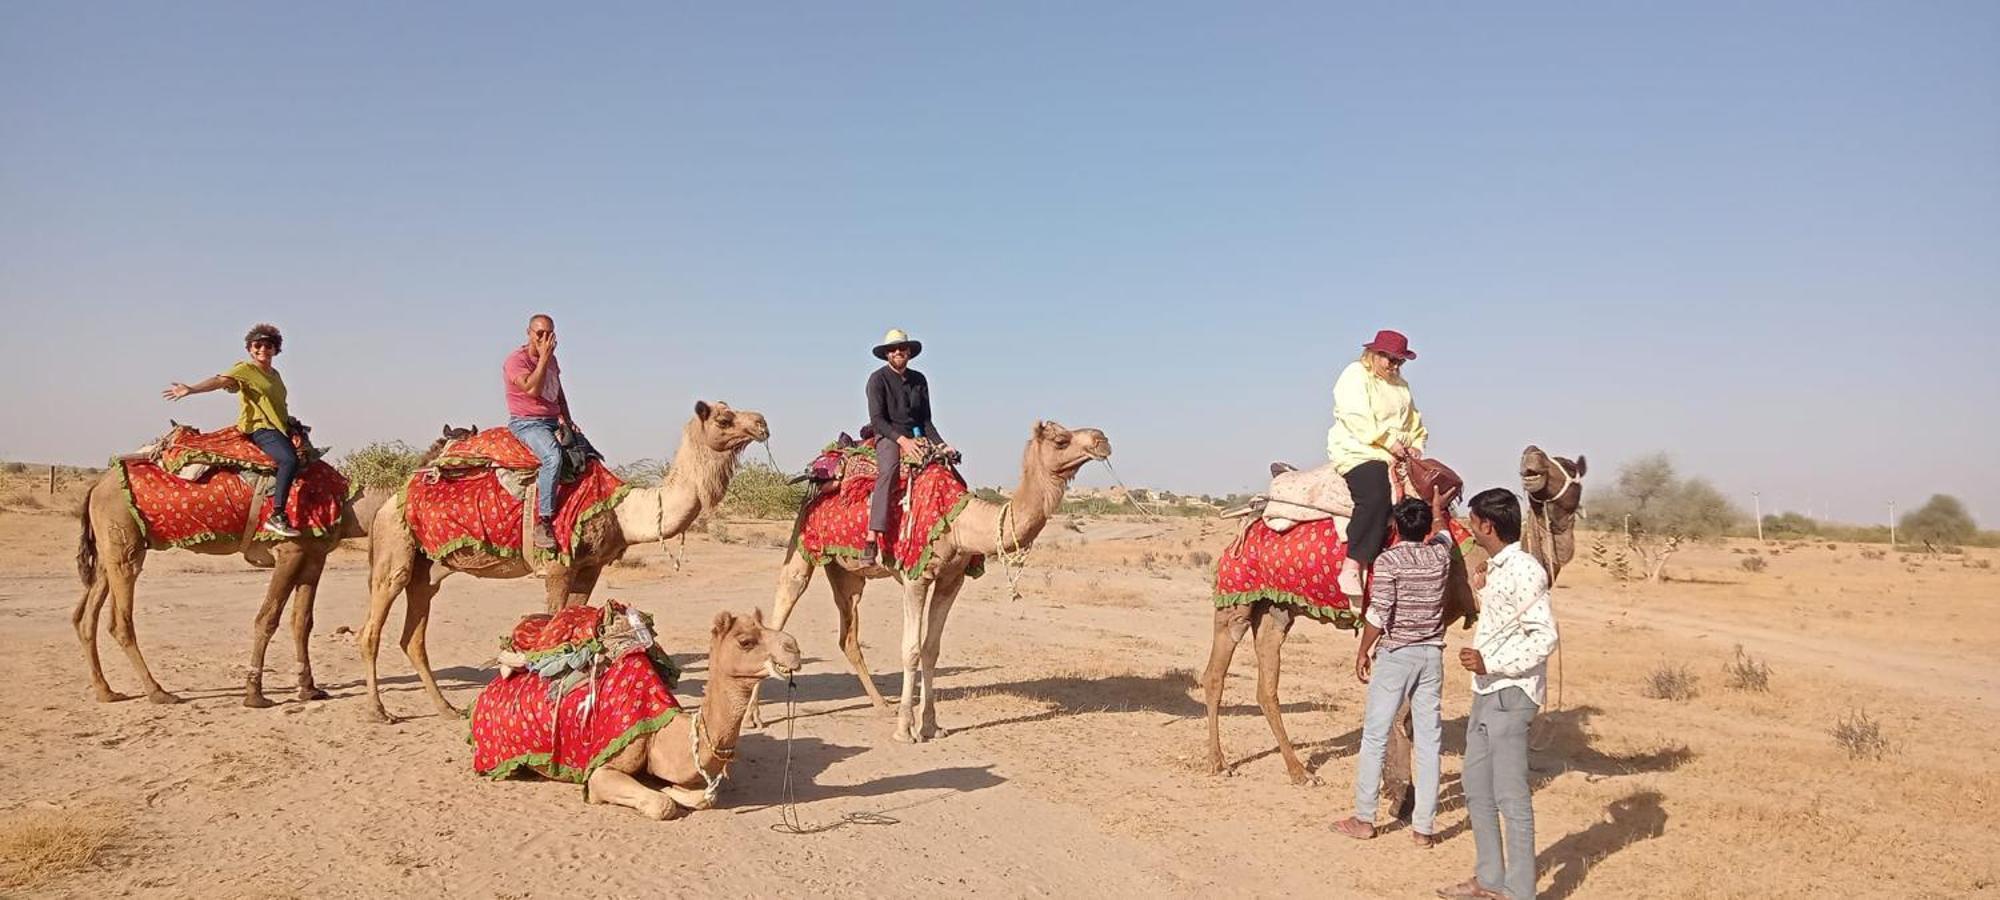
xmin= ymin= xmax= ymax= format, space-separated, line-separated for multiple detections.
xmin=710 ymin=610 xmax=735 ymax=638
xmin=695 ymin=400 xmax=713 ymax=421
xmin=1032 ymin=420 xmax=1046 ymax=439
xmin=1574 ymin=455 xmax=1588 ymax=477
xmin=753 ymin=608 xmax=766 ymax=627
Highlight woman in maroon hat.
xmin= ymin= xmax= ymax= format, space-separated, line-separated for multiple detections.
xmin=1327 ymin=329 xmax=1428 ymax=599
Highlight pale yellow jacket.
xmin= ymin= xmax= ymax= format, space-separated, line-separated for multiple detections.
xmin=1326 ymin=361 xmax=1427 ymax=474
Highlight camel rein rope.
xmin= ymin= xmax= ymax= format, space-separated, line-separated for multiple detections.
xmin=770 ymin=677 xmax=901 ymax=835
xmin=1524 ymin=458 xmax=1579 ymax=752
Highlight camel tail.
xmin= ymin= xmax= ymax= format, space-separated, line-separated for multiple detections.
xmin=75 ymin=489 xmax=99 ymax=587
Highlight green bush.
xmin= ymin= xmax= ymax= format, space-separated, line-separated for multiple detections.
xmin=337 ymin=441 xmax=428 ymax=490
xmin=718 ymin=461 xmax=809 ymax=520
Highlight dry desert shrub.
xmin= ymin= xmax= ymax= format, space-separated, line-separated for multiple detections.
xmin=1739 ymin=556 xmax=1767 ymax=573
xmin=1642 ymin=661 xmax=1700 ymax=701
xmin=0 ymin=810 xmax=124 ymax=890
xmin=1 ymin=461 xmax=27 ymax=474
xmin=3 ymin=491 xmax=44 ymax=509
xmin=1860 ymin=548 xmax=1885 ymax=560
xmin=1723 ymin=644 xmax=1771 ymax=692
xmin=611 ymin=554 xmax=648 ymax=569
xmin=1967 ymin=558 xmax=1993 ymax=570
xmin=1831 ymin=709 xmax=1893 ymax=761
xmin=1186 ymin=550 xmax=1213 ymax=568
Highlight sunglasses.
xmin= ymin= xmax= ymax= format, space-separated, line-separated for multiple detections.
xmin=887 ymin=346 xmax=912 ymax=354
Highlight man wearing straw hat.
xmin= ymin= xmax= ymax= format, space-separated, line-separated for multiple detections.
xmin=862 ymin=328 xmax=951 ymax=564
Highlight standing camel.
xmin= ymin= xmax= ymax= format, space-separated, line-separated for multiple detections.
xmin=360 ymin=401 xmax=768 ymax=722
xmin=72 ymin=466 xmax=388 ymax=707
xmin=1201 ymin=446 xmax=1585 ymax=790
xmin=748 ymin=420 xmax=1111 ymax=743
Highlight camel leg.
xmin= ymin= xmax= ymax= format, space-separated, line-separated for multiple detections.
xmin=564 ymin=563 xmax=603 ymax=608
xmin=1252 ymin=604 xmax=1312 ymax=785
xmin=361 ymin=551 xmax=414 ymax=723
xmin=890 ymin=580 xmax=928 ymax=744
xmin=243 ymin=547 xmax=309 ymax=708
xmin=829 ymin=566 xmax=892 ymax=714
xmin=1383 ymin=696 xmax=1418 ymax=821
xmin=73 ymin=571 xmax=124 ymax=702
xmin=1203 ymin=603 xmax=1253 ymax=775
xmin=584 ymin=764 xmax=682 ymax=821
xmin=104 ymin=561 xmax=179 ymax=704
xmin=915 ymin=568 xmax=966 ymax=741
xmin=288 ymin=551 xmax=330 ymax=701
xmin=542 ymin=564 xmax=575 ymax=614
xmin=399 ymin=576 xmax=461 ymax=718
xmin=742 ymin=553 xmax=818 ymax=730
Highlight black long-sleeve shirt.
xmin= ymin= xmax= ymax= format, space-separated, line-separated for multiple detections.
xmin=866 ymin=364 xmax=941 ymax=441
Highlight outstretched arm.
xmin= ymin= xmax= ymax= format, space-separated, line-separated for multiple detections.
xmin=163 ymin=374 xmax=238 ymax=401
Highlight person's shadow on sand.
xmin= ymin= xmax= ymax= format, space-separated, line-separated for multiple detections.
xmin=1538 ymin=790 xmax=1668 ymax=899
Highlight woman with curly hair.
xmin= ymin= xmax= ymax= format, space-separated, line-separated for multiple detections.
xmin=161 ymin=323 xmax=303 ymax=537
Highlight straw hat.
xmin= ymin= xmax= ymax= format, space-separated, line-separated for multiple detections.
xmin=872 ymin=328 xmax=923 ymax=361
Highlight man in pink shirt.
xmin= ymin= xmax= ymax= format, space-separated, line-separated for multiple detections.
xmin=504 ymin=314 xmax=596 ymax=549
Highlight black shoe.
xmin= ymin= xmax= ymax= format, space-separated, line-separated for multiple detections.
xmin=261 ymin=513 xmax=300 ymax=538
xmin=859 ymin=539 xmax=878 ymax=564
xmin=532 ymin=520 xmax=557 ymax=550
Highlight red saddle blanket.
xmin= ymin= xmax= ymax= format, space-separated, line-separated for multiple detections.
xmin=156 ymin=424 xmax=319 ymax=473
xmin=469 ymin=646 xmax=681 ymax=784
xmin=796 ymin=461 xmax=983 ymax=579
xmin=428 ymin=427 xmax=545 ymax=470
xmin=1214 ymin=517 xmax=1471 ymax=626
xmin=117 ymin=458 xmax=349 ymax=549
xmin=403 ymin=459 xmax=627 ymax=563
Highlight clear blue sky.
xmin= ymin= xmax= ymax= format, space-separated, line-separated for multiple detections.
xmin=4 ymin=2 xmax=1995 ymax=525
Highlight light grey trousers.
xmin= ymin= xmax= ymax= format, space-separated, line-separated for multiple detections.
xmin=1465 ymin=685 xmax=1540 ymax=899
xmin=1352 ymin=644 xmax=1443 ymax=833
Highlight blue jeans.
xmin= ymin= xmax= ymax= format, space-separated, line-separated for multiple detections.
xmin=1352 ymin=643 xmax=1443 ymax=833
xmin=247 ymin=428 xmax=298 ymax=519
xmin=507 ymin=417 xmax=596 ymax=521
xmin=1466 ymin=686 xmax=1540 ymax=899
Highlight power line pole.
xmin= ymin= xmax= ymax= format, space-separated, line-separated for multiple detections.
xmin=1753 ymin=490 xmax=1763 ymax=542
xmin=1889 ymin=500 xmax=1897 ymax=548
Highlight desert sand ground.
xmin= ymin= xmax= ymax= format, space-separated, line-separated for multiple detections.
xmin=2 ymin=475 xmax=1997 ymax=898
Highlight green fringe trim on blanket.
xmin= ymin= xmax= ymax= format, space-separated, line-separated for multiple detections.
xmin=549 ymin=483 xmax=632 ymax=567
xmin=1211 ymin=589 xmax=1359 ymax=630
xmin=114 ymin=462 xmax=150 ymax=546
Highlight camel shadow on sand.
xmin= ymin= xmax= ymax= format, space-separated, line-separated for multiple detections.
xmin=937 ymin=669 xmax=1324 ymax=736
xmin=726 ymin=733 xmax=1005 ymax=814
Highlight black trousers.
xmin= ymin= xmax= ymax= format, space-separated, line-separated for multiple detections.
xmin=869 ymin=436 xmax=902 ymax=533
xmin=1343 ymin=460 xmax=1392 ymax=567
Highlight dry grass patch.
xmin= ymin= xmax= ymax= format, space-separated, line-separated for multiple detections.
xmin=1723 ymin=645 xmax=1772 ymax=692
xmin=0 ymin=809 xmax=125 ymax=891
xmin=1831 ymin=709 xmax=1893 ymax=761
xmin=1641 ymin=661 xmax=1700 ymax=701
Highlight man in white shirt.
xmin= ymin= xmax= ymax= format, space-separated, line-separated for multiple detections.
xmin=1438 ymin=488 xmax=1558 ymax=900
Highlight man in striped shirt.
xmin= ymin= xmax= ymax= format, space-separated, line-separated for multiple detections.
xmin=1439 ymin=487 xmax=1559 ymax=900
xmin=1334 ymin=498 xmax=1454 ymax=846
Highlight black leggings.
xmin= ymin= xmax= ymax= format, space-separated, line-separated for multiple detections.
xmin=248 ymin=428 xmax=299 ymax=519
xmin=1343 ymin=460 xmax=1392 ymax=567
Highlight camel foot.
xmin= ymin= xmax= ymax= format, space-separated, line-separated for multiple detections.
xmin=243 ymin=693 xmax=276 ymax=709
xmin=890 ymin=727 xmax=917 ymax=744
xmin=297 ymin=685 xmax=329 ymax=702
xmin=365 ymin=704 xmax=399 ymax=725
xmin=742 ymin=709 xmax=766 ymax=731
xmin=91 ymin=685 xmax=132 ymax=704
xmin=1286 ymin=768 xmax=1321 ymax=787
xmin=920 ymin=723 xmax=949 ymax=741
xmin=431 ymin=701 xmax=466 ymax=720
xmin=1207 ymin=758 xmax=1231 ymax=777
xmin=146 ymin=689 xmax=184 ymax=705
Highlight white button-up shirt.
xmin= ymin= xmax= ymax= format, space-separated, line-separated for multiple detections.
xmin=1471 ymin=542 xmax=1559 ymax=705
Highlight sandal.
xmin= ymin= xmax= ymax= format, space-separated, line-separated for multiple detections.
xmin=1331 ymin=816 xmax=1376 ymax=840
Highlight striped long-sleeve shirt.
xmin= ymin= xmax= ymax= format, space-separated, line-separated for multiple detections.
xmin=1471 ymin=542 xmax=1559 ymax=705
xmin=1364 ymin=531 xmax=1455 ymax=651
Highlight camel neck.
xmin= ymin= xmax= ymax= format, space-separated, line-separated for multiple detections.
xmin=695 ymin=674 xmax=757 ymax=775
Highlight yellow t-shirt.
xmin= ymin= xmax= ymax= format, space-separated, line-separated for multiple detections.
xmin=225 ymin=360 xmax=291 ymax=435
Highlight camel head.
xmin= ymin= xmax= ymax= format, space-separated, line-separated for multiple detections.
xmin=1519 ymin=445 xmax=1586 ymax=516
xmin=1025 ymin=421 xmax=1112 ymax=481
xmin=690 ymin=401 xmax=771 ymax=453
xmin=708 ymin=608 xmax=802 ymax=681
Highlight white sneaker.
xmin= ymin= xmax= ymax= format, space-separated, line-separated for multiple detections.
xmin=1338 ymin=565 xmax=1365 ymax=598
xmin=261 ymin=515 xmax=300 ymax=538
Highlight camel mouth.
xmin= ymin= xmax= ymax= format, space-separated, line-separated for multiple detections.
xmin=766 ymin=659 xmax=800 ymax=679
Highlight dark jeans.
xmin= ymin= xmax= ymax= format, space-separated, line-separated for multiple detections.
xmin=247 ymin=428 xmax=298 ymax=519
xmin=868 ymin=436 xmax=902 ymax=534
xmin=1343 ymin=460 xmax=1392 ymax=566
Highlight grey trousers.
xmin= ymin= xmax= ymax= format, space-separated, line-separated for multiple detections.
xmin=1465 ymin=686 xmax=1539 ymax=900
xmin=868 ymin=436 xmax=902 ymax=533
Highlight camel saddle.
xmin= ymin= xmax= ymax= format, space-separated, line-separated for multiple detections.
xmin=799 ymin=430 xmax=957 ymax=497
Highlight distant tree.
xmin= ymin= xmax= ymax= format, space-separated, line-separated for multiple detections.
xmin=1899 ymin=494 xmax=1975 ymax=547
xmin=1762 ymin=512 xmax=1819 ymax=538
xmin=1601 ymin=455 xmax=1744 ymax=582
xmin=973 ymin=486 xmax=1009 ymax=504
xmin=613 ymin=458 xmax=669 ymax=488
